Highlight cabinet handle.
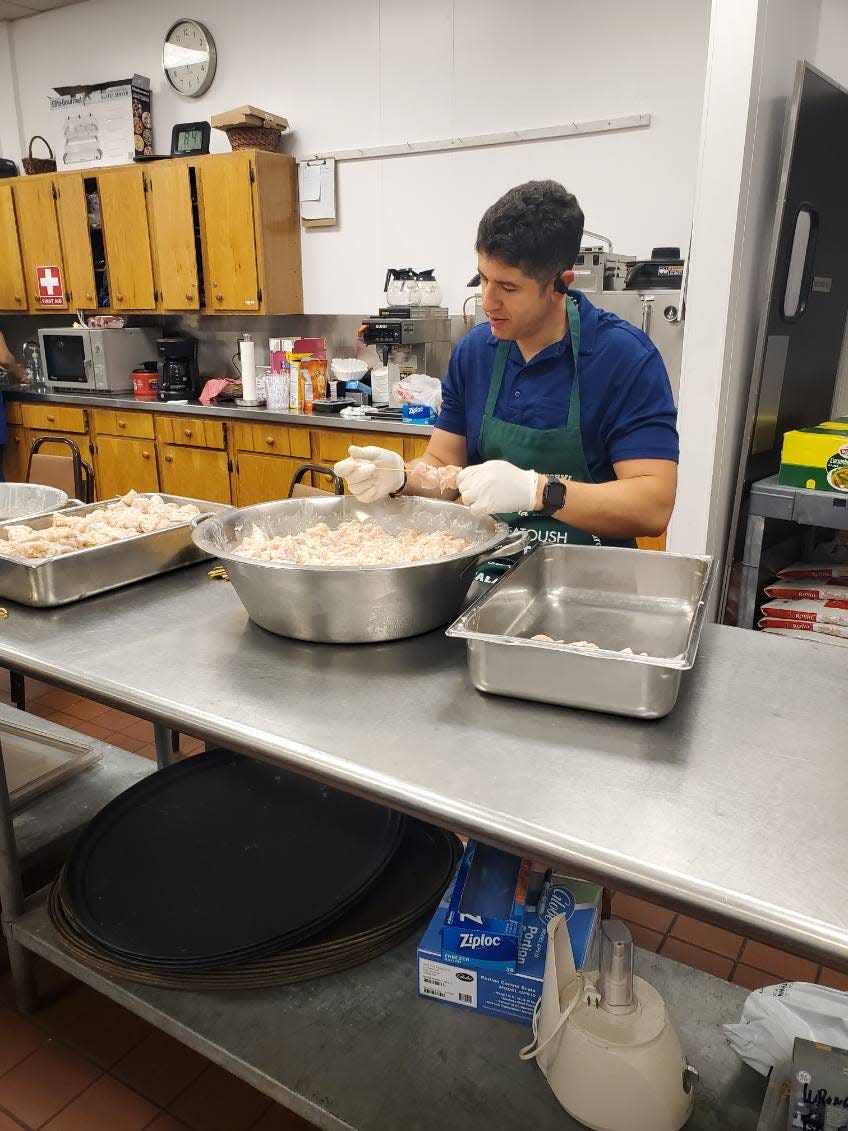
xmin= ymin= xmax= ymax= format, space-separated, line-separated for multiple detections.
xmin=46 ymin=414 xmax=55 ymax=423
xmin=185 ymin=293 xmax=193 ymax=302
xmin=265 ymin=436 xmax=274 ymax=446
xmin=216 ymin=294 xmax=223 ymax=302
xmin=184 ymin=428 xmax=193 ymax=438
xmin=117 ymin=419 xmax=126 ymax=428
xmin=141 ymin=451 xmax=151 ymax=460
xmin=164 ymin=454 xmax=173 ymax=463
xmin=115 ymin=294 xmax=124 ymax=302
xmin=14 ymin=296 xmax=21 ymax=305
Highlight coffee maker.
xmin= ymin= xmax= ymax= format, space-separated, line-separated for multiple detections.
xmin=157 ymin=336 xmax=201 ymax=402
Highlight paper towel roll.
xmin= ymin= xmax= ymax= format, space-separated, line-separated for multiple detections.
xmin=240 ymin=336 xmax=257 ymax=402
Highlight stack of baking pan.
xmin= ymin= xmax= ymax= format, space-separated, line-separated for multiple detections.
xmin=50 ymin=749 xmax=461 ymax=989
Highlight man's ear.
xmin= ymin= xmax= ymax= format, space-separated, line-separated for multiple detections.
xmin=559 ymin=269 xmax=575 ymax=292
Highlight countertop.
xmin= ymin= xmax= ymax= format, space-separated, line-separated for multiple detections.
xmin=3 ymin=387 xmax=434 ymax=437
xmin=0 ymin=564 xmax=843 ymax=965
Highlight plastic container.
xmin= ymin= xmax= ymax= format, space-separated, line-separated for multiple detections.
xmin=132 ymin=362 xmax=158 ymax=399
xmin=265 ymin=371 xmax=289 ymax=412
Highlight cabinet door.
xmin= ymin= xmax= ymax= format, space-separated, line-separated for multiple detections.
xmin=198 ymin=155 xmax=259 ymax=312
xmin=0 ymin=186 xmax=26 ymax=312
xmin=98 ymin=168 xmax=156 ymax=310
xmin=404 ymin=436 xmax=430 ymax=462
xmin=235 ymin=452 xmax=306 ymax=505
xmin=12 ymin=178 xmax=68 ymax=312
xmin=4 ymin=426 xmax=30 ymax=482
xmin=94 ymin=435 xmax=158 ymax=499
xmin=147 ymin=162 xmax=199 ymax=311
xmin=159 ymin=444 xmax=232 ymax=504
xmin=54 ymin=173 xmax=97 ymax=309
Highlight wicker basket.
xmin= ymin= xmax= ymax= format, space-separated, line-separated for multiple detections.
xmin=22 ymin=136 xmax=56 ymax=175
xmin=222 ymin=125 xmax=282 ymax=153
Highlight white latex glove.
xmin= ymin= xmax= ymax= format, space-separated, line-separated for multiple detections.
xmin=333 ymin=445 xmax=405 ymax=503
xmin=457 ymin=461 xmax=538 ymax=515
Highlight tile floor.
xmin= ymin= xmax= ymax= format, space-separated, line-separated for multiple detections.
xmin=0 ymin=672 xmax=845 ymax=1127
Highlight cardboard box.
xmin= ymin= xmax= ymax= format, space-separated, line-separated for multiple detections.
xmin=418 ymin=854 xmax=601 ymax=1024
xmin=49 ymin=75 xmax=152 ymax=170
xmin=779 ymin=427 xmax=848 ymax=493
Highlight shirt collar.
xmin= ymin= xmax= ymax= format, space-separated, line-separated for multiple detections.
xmin=485 ymin=287 xmax=599 ymax=357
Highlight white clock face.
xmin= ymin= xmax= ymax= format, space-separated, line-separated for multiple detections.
xmin=163 ymin=19 xmax=217 ymax=98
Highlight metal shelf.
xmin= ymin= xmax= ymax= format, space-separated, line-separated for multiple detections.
xmin=12 ymin=888 xmax=765 ymax=1131
xmin=738 ymin=475 xmax=848 ymax=627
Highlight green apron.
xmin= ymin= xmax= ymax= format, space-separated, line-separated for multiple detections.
xmin=475 ymin=295 xmax=635 ymax=584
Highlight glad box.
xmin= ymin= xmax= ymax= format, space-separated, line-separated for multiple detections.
xmin=48 ymin=75 xmax=152 ymax=170
xmin=418 ymin=849 xmax=601 ymax=1024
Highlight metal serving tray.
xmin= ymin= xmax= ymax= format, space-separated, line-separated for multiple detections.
xmin=0 ymin=494 xmax=231 ymax=607
xmin=446 ymin=544 xmax=713 ymax=719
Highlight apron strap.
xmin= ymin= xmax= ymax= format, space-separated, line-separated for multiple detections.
xmin=483 ymin=295 xmax=583 ymax=432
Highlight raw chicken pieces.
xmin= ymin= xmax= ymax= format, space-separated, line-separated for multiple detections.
xmin=233 ymin=519 xmax=471 ymax=566
xmin=0 ymin=491 xmax=201 ymax=562
xmin=407 ymin=463 xmax=462 ymax=496
xmin=530 ymin=634 xmax=648 ymax=656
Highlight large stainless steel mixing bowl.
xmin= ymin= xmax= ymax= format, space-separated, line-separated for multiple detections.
xmin=0 ymin=483 xmax=68 ymax=523
xmin=191 ymin=495 xmax=528 ymax=643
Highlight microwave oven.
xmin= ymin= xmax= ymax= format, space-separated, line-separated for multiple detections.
xmin=38 ymin=327 xmax=159 ymax=393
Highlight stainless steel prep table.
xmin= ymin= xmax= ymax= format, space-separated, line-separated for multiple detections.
xmin=0 ymin=564 xmax=843 ymax=966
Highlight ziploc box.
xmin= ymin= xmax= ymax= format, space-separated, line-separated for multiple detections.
xmin=418 ymin=842 xmax=601 ymax=1023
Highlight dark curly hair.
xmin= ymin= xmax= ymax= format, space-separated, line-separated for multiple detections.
xmin=476 ymin=181 xmax=584 ymax=282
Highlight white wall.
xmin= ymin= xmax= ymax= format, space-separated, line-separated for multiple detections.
xmin=669 ymin=0 xmax=822 ymax=561
xmin=0 ymin=23 xmax=21 ymax=165
xmin=8 ymin=0 xmax=711 ymax=314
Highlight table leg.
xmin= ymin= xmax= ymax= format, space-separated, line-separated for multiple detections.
xmin=739 ymin=512 xmax=766 ymax=629
xmin=0 ymin=737 xmax=36 ymax=1013
xmin=153 ymin=724 xmax=178 ymax=770
xmin=9 ymin=673 xmax=25 ymax=712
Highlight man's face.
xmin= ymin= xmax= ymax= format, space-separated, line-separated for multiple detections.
xmin=477 ymin=252 xmax=564 ymax=341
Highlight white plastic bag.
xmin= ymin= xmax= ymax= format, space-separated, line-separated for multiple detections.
xmin=724 ymin=982 xmax=848 ymax=1076
xmin=390 ymin=374 xmax=442 ymax=411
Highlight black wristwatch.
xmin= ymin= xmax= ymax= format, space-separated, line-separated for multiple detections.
xmin=538 ymin=475 xmax=567 ymax=517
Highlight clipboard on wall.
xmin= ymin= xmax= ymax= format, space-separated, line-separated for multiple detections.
xmin=298 ymin=158 xmax=336 ymax=227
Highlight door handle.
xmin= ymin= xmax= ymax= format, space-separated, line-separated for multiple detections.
xmin=117 ymin=419 xmax=126 ymax=428
xmin=164 ymin=454 xmax=173 ymax=463
xmin=265 ymin=436 xmax=274 ymax=446
xmin=142 ymin=451 xmax=151 ymax=460
xmin=184 ymin=428 xmax=193 ymax=438
xmin=115 ymin=294 xmax=124 ymax=303
xmin=46 ymin=414 xmax=55 ymax=423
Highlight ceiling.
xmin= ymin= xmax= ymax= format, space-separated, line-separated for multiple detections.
xmin=0 ymin=0 xmax=87 ymax=19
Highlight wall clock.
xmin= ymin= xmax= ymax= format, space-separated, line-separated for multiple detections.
xmin=163 ymin=19 xmax=217 ymax=99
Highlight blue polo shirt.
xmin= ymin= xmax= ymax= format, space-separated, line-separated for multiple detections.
xmin=437 ymin=289 xmax=678 ymax=482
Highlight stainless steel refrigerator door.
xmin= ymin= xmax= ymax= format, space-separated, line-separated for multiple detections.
xmin=722 ymin=61 xmax=848 ymax=620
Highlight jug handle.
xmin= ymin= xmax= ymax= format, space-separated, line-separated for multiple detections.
xmin=518 ymin=912 xmax=599 ymax=1062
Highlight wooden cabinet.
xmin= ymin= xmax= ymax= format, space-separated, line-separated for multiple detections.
xmin=98 ymin=168 xmax=156 ymax=310
xmin=158 ymin=444 xmax=231 ymax=503
xmin=234 ymin=452 xmax=307 ymax=505
xmin=404 ymin=436 xmax=430 ymax=462
xmin=0 ymin=186 xmax=26 ymax=312
xmin=12 ymin=176 xmax=68 ymax=313
xmin=197 ymin=151 xmax=302 ymax=314
xmin=145 ymin=162 xmax=200 ymax=311
xmin=315 ymin=430 xmax=405 ymax=464
xmin=21 ymin=405 xmax=87 ymax=433
xmin=94 ymin=435 xmax=158 ymax=499
xmin=197 ymin=153 xmax=260 ymax=313
xmin=54 ymin=173 xmax=97 ymax=309
xmin=4 ymin=426 xmax=30 ymax=482
xmin=155 ymin=415 xmax=225 ymax=449
xmin=92 ymin=409 xmax=155 ymax=440
xmin=231 ymin=422 xmax=311 ymax=459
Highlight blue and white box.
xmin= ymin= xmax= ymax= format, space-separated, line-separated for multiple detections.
xmin=418 ymin=844 xmax=602 ymax=1024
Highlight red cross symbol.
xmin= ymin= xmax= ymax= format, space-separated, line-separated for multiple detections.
xmin=36 ymin=266 xmax=64 ymax=305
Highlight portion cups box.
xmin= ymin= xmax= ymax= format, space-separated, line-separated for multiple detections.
xmin=779 ymin=426 xmax=848 ymax=493
xmin=417 ymin=840 xmax=601 ymax=1023
xmin=49 ymin=74 xmax=152 ymax=167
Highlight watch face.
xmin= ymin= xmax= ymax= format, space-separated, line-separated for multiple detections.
xmin=543 ymin=478 xmax=567 ymax=512
xmin=163 ymin=20 xmax=217 ymax=98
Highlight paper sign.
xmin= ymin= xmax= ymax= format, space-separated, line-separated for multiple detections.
xmin=36 ymin=265 xmax=64 ymax=306
xmin=298 ymin=162 xmax=321 ymax=202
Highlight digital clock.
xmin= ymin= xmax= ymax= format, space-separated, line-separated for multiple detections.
xmin=170 ymin=121 xmax=211 ymax=157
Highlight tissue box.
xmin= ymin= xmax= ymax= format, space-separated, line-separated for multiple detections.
xmin=418 ymin=849 xmax=601 ymax=1024
xmin=49 ymin=75 xmax=152 ymax=169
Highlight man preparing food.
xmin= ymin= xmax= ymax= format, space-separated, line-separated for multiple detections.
xmin=334 ymin=180 xmax=678 ymax=571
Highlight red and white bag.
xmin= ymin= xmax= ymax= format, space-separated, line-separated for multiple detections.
xmin=764 ymin=578 xmax=848 ymax=602
xmin=759 ymin=618 xmax=848 ymax=646
xmin=760 ymin=597 xmax=848 ymax=628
